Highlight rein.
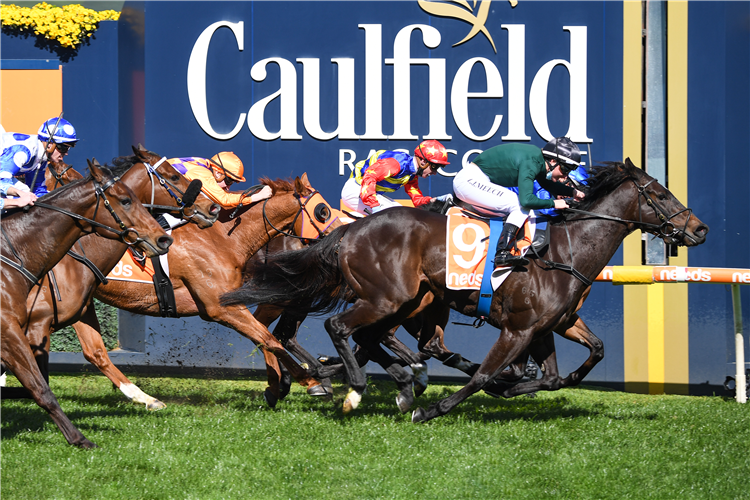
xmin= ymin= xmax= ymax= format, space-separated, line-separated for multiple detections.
xmin=47 ymin=162 xmax=77 ymax=190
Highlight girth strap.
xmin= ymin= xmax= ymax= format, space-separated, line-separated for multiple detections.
xmin=151 ymin=256 xmax=178 ymax=318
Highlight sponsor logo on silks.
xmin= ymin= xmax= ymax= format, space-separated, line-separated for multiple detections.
xmin=418 ymin=0 xmax=503 ymax=53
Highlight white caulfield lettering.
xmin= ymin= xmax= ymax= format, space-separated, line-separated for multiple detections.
xmin=386 ymin=24 xmax=450 ymax=141
xmin=188 ymin=21 xmax=590 ymax=145
xmin=298 ymin=58 xmax=357 ymax=140
xmin=529 ymin=26 xmax=592 ymax=142
xmin=247 ymin=58 xmax=302 ymax=140
xmin=339 ymin=149 xmax=356 ymax=176
xmin=451 ymin=57 xmax=503 ymax=141
xmin=187 ymin=21 xmax=246 ymax=140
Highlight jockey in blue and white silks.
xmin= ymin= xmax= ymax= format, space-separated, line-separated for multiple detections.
xmin=0 ymin=117 xmax=77 ymax=211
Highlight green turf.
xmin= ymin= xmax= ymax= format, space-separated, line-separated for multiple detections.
xmin=2 ymin=374 xmax=748 ymax=499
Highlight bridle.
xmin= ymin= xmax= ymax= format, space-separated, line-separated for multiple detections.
xmin=565 ymin=177 xmax=695 ymax=245
xmin=1 ymin=175 xmax=160 ymax=285
xmin=140 ymin=156 xmax=200 ymax=219
xmin=529 ymin=173 xmax=696 ymax=288
xmin=261 ymin=189 xmax=336 ymax=242
xmin=47 ymin=162 xmax=77 ymax=190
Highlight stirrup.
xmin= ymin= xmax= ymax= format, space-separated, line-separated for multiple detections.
xmin=493 ymin=252 xmax=529 ymax=268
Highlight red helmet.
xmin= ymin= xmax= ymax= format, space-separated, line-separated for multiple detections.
xmin=414 ymin=140 xmax=450 ymax=165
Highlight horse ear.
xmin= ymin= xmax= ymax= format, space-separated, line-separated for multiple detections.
xmin=624 ymin=157 xmax=636 ymax=169
xmin=88 ymin=158 xmax=104 ymax=182
xmin=299 ymin=172 xmax=313 ymax=191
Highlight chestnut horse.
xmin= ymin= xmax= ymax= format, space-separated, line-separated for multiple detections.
xmin=12 ymin=147 xmax=219 ymax=405
xmin=38 ymin=174 xmax=338 ymax=409
xmin=1 ymin=162 xmax=172 ymax=448
xmin=222 ymin=160 xmax=709 ymax=420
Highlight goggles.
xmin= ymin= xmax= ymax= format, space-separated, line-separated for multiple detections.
xmin=56 ymin=142 xmax=74 ymax=154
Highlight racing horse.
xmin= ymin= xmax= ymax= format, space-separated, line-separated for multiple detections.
xmin=221 ymin=159 xmax=708 ymax=420
xmin=1 ymin=162 xmax=172 ymax=448
xmin=39 ymin=174 xmax=339 ymax=409
xmin=14 ymin=147 xmax=219 ymax=406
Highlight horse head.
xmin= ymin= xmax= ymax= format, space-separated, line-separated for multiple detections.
xmin=575 ymin=159 xmax=708 ymax=247
xmin=291 ymin=172 xmax=343 ymax=240
xmin=87 ymin=159 xmax=173 ymax=257
xmin=130 ymin=144 xmax=220 ymax=228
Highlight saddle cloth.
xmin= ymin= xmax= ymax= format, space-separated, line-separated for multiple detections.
xmin=445 ymin=207 xmax=537 ymax=292
xmin=106 ymin=249 xmax=170 ymax=284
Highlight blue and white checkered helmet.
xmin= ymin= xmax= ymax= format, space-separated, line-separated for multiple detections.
xmin=38 ymin=117 xmax=78 ymax=144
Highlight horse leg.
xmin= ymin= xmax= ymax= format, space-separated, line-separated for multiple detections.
xmin=404 ymin=309 xmax=482 ymax=377
xmin=496 ymin=333 xmax=564 ymax=397
xmin=412 ymin=328 xmax=532 ymax=423
xmin=323 ymin=302 xmax=391 ymax=413
xmin=254 ymin=303 xmax=334 ymax=399
xmin=380 ymin=331 xmax=429 ymax=398
xmin=2 ymin=323 xmax=96 ymax=448
xmin=204 ymin=304 xmax=326 ymax=405
xmin=557 ymin=315 xmax=604 ymax=388
xmin=74 ymin=305 xmax=166 ymax=410
xmin=352 ymin=330 xmax=414 ymax=413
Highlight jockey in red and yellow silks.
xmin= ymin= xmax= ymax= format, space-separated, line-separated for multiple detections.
xmin=341 ymin=140 xmax=450 ymax=215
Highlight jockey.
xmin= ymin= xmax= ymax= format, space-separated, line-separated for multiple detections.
xmin=341 ymin=139 xmax=449 ymax=215
xmin=452 ymin=137 xmax=586 ymax=269
xmin=0 ymin=116 xmax=77 ymax=211
xmin=168 ymin=152 xmax=272 ymax=209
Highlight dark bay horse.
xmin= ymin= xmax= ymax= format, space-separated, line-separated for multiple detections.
xmin=16 ymin=147 xmax=219 ymax=407
xmin=1 ymin=162 xmax=172 ymax=448
xmin=42 ymin=174 xmax=339 ymax=409
xmin=222 ymin=160 xmax=708 ymax=420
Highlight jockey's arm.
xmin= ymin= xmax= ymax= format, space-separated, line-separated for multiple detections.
xmin=182 ymin=166 xmax=249 ymax=208
xmin=359 ymin=158 xmax=401 ymax=208
xmin=404 ymin=176 xmax=432 ymax=206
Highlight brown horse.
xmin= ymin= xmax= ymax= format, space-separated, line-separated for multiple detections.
xmin=14 ymin=147 xmax=220 ymax=405
xmin=37 ymin=174 xmax=338 ymax=409
xmin=1 ymin=162 xmax=172 ymax=448
xmin=222 ymin=160 xmax=709 ymax=420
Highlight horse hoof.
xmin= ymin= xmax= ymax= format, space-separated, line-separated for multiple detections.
xmin=146 ymin=399 xmax=166 ymax=411
xmin=263 ymin=389 xmax=278 ymax=408
xmin=342 ymin=388 xmax=362 ymax=414
xmin=77 ymin=439 xmax=98 ymax=449
xmin=411 ymin=407 xmax=427 ymax=423
xmin=411 ymin=363 xmax=429 ymax=398
xmin=396 ymin=393 xmax=413 ymax=414
xmin=307 ymin=384 xmax=329 ymax=397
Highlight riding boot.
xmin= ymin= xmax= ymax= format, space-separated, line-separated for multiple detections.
xmin=493 ymin=223 xmax=529 ymax=267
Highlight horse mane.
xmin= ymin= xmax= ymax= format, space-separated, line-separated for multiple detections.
xmin=258 ymin=177 xmax=296 ymax=195
xmin=108 ymin=154 xmax=145 ymax=177
xmin=571 ymin=161 xmax=642 ymax=212
xmin=418 ymin=199 xmax=448 ymax=213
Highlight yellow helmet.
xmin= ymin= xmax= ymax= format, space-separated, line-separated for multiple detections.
xmin=210 ymin=152 xmax=246 ymax=183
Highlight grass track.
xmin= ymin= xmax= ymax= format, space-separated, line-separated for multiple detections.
xmin=2 ymin=373 xmax=749 ymax=499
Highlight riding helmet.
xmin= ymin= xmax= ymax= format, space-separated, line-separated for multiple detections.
xmin=210 ymin=152 xmax=246 ymax=183
xmin=414 ymin=139 xmax=450 ymax=165
xmin=541 ymin=137 xmax=581 ymax=166
xmin=38 ymin=117 xmax=78 ymax=144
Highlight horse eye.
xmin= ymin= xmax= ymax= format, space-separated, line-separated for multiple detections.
xmin=121 ymin=198 xmax=132 ymax=207
xmin=171 ymin=175 xmax=180 ymax=182
xmin=658 ymin=193 xmax=667 ymax=201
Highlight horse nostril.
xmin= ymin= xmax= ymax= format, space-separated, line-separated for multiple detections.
xmin=158 ymin=235 xmax=174 ymax=249
xmin=210 ymin=204 xmax=220 ymax=215
xmin=696 ymin=225 xmax=709 ymax=237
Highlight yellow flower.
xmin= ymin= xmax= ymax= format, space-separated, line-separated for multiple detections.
xmin=1 ymin=2 xmax=120 ymax=49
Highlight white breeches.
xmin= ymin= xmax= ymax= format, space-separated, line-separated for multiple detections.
xmin=341 ymin=177 xmax=402 ymax=215
xmin=452 ymin=163 xmax=531 ymax=227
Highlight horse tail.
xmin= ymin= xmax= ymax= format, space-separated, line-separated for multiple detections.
xmin=221 ymin=224 xmax=354 ymax=315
